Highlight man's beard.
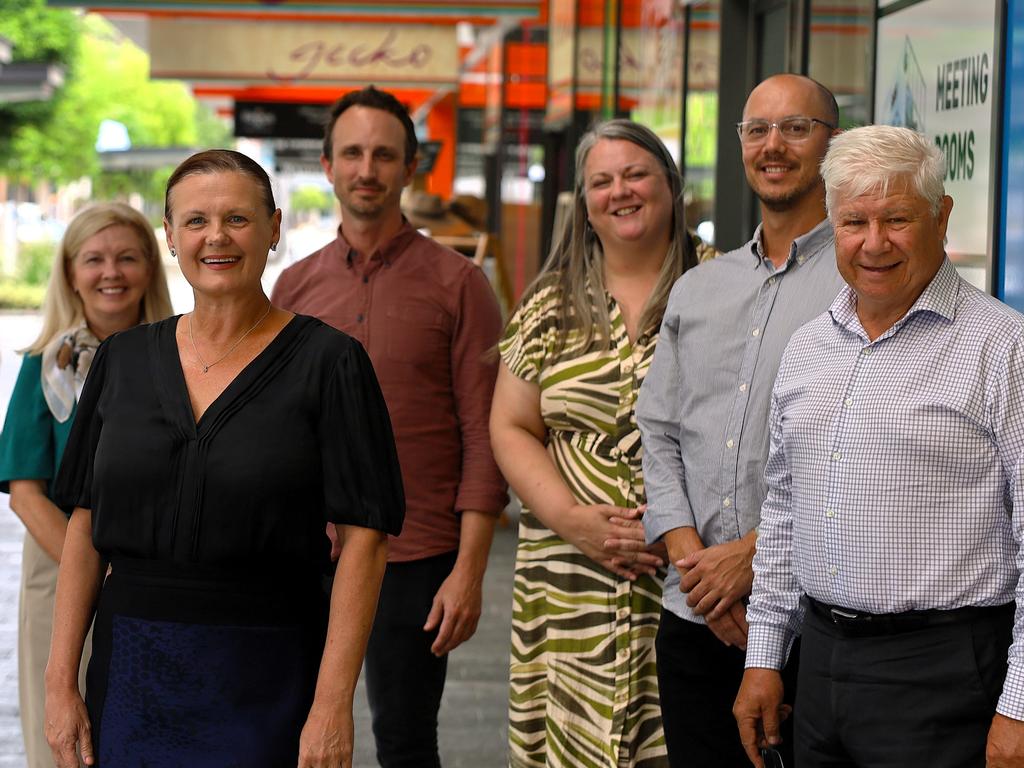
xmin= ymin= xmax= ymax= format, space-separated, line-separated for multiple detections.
xmin=757 ymin=176 xmax=822 ymax=213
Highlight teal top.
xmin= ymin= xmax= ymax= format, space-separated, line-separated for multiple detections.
xmin=0 ymin=353 xmax=75 ymax=496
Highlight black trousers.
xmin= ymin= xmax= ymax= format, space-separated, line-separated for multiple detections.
xmin=795 ymin=603 xmax=1013 ymax=768
xmin=656 ymin=608 xmax=800 ymax=768
xmin=363 ymin=550 xmax=458 ymax=768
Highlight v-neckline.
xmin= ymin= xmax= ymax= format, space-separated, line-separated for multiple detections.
xmin=162 ymin=314 xmax=306 ymax=434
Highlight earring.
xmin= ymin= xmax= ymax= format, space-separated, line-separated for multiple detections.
xmin=170 ymin=248 xmax=177 ymax=258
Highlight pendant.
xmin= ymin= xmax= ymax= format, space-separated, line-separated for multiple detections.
xmin=201 ymin=365 xmax=209 ymax=374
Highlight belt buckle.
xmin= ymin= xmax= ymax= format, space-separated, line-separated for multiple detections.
xmin=829 ymin=607 xmax=860 ymax=624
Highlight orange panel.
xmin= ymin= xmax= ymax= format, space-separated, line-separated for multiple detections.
xmin=425 ymin=93 xmax=456 ymax=198
xmin=507 ymin=81 xmax=546 ymax=108
xmin=508 ymin=42 xmax=546 ymax=77
xmin=193 ymin=85 xmax=437 ymax=106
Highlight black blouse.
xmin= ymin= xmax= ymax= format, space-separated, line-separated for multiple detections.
xmin=53 ymin=314 xmax=404 ymax=569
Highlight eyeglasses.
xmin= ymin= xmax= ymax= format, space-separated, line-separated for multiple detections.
xmin=736 ymin=116 xmax=835 ymax=144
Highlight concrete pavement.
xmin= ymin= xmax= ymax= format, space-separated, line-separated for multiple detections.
xmin=0 ymin=311 xmax=515 ymax=767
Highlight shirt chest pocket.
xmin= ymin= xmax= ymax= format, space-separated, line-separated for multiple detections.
xmin=385 ymin=304 xmax=450 ymax=365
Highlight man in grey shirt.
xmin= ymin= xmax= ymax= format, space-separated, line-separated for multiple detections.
xmin=636 ymin=74 xmax=847 ymax=766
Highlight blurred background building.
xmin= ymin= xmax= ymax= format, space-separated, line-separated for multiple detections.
xmin=0 ymin=0 xmax=1020 ymax=311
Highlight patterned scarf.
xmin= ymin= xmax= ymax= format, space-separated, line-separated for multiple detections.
xmin=40 ymin=322 xmax=100 ymax=423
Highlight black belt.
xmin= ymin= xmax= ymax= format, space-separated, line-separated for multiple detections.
xmin=806 ymin=597 xmax=1014 ymax=638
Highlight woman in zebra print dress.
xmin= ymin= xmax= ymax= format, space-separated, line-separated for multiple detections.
xmin=491 ymin=120 xmax=700 ymax=767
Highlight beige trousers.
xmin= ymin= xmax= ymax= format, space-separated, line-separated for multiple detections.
xmin=19 ymin=532 xmax=91 ymax=768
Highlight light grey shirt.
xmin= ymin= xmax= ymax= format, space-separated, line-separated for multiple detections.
xmin=638 ymin=218 xmax=846 ymax=624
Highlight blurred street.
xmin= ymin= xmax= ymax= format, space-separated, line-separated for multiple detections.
xmin=0 ymin=267 xmax=515 ymax=766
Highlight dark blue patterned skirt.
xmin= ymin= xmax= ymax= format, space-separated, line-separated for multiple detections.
xmin=86 ymin=558 xmax=328 ymax=768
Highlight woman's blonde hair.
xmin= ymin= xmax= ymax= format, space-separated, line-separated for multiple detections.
xmin=516 ymin=119 xmax=697 ymax=352
xmin=25 ymin=202 xmax=173 ymax=354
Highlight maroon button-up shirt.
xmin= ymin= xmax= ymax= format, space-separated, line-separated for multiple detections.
xmin=271 ymin=222 xmax=507 ymax=562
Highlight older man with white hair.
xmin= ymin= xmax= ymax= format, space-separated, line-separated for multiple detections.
xmin=733 ymin=124 xmax=1024 ymax=768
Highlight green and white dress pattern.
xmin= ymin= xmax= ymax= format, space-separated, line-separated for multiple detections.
xmin=500 ymin=281 xmax=668 ymax=768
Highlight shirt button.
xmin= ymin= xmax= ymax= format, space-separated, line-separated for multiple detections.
xmin=617 ymin=607 xmax=629 ymax=620
xmin=862 ymin=347 xmax=872 ymax=356
xmin=739 ymin=383 xmax=748 ymax=393
xmin=726 ymin=439 xmax=735 ymax=449
xmin=752 ymin=328 xmax=760 ymax=337
xmin=829 ymin=566 xmax=838 ymax=576
xmin=723 ymin=497 xmax=732 ymax=508
xmin=618 ymin=647 xmax=629 ymax=660
xmin=831 ymin=451 xmax=841 ymax=461
xmin=362 ymin=276 xmax=369 ymax=284
xmin=356 ymin=314 xmax=364 ymax=322
xmin=844 ymin=397 xmax=853 ymax=407
xmin=826 ymin=509 xmax=836 ymax=518
xmin=767 ymin=277 xmax=776 ymax=286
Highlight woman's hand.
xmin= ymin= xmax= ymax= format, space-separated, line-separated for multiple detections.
xmin=563 ymin=504 xmax=663 ymax=579
xmin=297 ymin=701 xmax=354 ymax=768
xmin=45 ymin=686 xmax=94 ymax=767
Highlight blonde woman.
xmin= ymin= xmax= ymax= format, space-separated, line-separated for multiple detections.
xmin=0 ymin=202 xmax=172 ymax=768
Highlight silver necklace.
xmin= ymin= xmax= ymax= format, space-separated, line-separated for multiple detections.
xmin=188 ymin=302 xmax=272 ymax=374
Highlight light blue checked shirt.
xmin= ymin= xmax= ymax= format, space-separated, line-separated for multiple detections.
xmin=639 ymin=219 xmax=846 ymax=624
xmin=745 ymin=257 xmax=1024 ymax=719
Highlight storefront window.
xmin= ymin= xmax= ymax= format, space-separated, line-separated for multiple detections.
xmin=632 ymin=0 xmax=685 ymax=162
xmin=875 ymin=0 xmax=1000 ymax=291
xmin=807 ymin=0 xmax=874 ymax=127
xmin=685 ymin=0 xmax=719 ymax=245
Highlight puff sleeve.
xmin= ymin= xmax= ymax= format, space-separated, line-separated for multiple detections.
xmin=319 ymin=338 xmax=405 ymax=535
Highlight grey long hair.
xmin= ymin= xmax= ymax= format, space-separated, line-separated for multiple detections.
xmin=519 ymin=119 xmax=696 ymax=353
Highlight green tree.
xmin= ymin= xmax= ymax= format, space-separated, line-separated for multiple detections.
xmin=1 ymin=7 xmax=229 ymax=202
xmin=291 ymin=185 xmax=332 ymax=215
xmin=0 ymin=0 xmax=79 ymax=174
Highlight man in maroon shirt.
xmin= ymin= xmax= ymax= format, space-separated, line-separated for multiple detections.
xmin=271 ymin=86 xmax=507 ymax=767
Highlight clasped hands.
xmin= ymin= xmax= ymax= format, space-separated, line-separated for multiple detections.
xmin=677 ymin=533 xmax=756 ymax=649
xmin=564 ymin=504 xmax=664 ymax=580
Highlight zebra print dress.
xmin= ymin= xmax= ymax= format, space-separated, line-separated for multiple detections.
xmin=499 ymin=281 xmax=669 ymax=768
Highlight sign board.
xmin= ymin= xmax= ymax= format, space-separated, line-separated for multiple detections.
xmin=875 ymin=0 xmax=1000 ymax=288
xmin=235 ymin=102 xmax=330 ymax=139
xmin=151 ymin=19 xmax=458 ymax=86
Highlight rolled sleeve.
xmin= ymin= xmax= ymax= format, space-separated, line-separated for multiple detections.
xmin=450 ymin=267 xmax=508 ymax=516
xmin=638 ymin=291 xmax=695 ymax=545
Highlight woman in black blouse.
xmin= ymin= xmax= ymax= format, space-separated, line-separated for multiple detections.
xmin=44 ymin=150 xmax=404 ymax=768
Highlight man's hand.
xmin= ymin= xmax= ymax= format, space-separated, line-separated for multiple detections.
xmin=734 ymin=668 xmax=790 ymax=768
xmin=423 ymin=565 xmax=483 ymax=657
xmin=986 ymin=713 xmax=1024 ymax=766
xmin=707 ymin=600 xmax=749 ymax=650
xmin=677 ymin=531 xmax=756 ymax=618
